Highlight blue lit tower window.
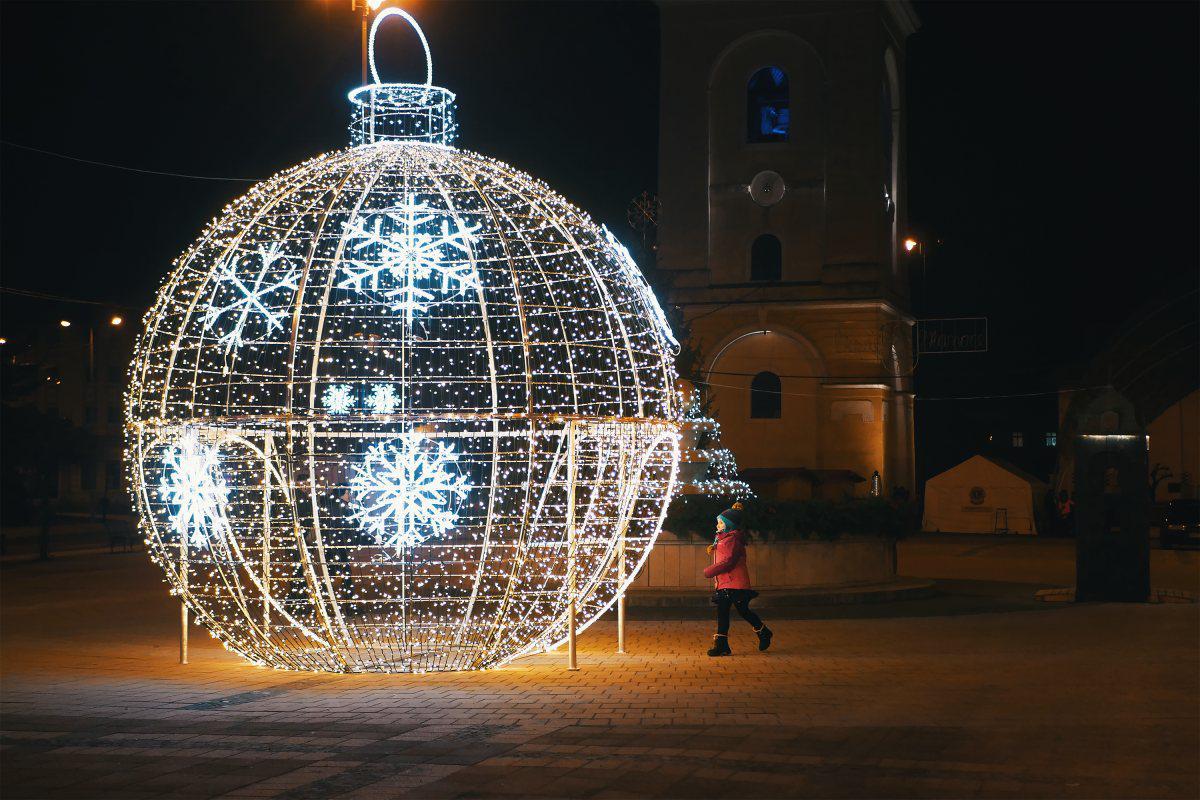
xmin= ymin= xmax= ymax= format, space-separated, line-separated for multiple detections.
xmin=747 ymin=67 xmax=790 ymax=143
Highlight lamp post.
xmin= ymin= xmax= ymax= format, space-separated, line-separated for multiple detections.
xmin=352 ymin=0 xmax=387 ymax=85
xmin=904 ymin=237 xmax=929 ymax=314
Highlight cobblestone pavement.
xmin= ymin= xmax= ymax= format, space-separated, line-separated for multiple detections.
xmin=2 ymin=548 xmax=1197 ymax=799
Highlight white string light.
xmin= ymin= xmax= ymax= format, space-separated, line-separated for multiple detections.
xmin=126 ymin=11 xmax=681 ymax=673
xmin=368 ymin=7 xmax=433 ymax=87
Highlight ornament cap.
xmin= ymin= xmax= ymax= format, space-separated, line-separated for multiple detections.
xmin=348 ymin=8 xmax=457 ymax=146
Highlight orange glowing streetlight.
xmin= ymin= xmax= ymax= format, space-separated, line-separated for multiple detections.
xmin=351 ymin=0 xmax=389 ymax=85
xmin=111 ymin=315 xmax=124 ymax=326
xmin=903 ymin=236 xmax=936 ymax=312
xmin=59 ymin=319 xmax=72 ymax=328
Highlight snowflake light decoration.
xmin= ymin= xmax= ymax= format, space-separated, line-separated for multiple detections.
xmin=366 ymin=384 xmax=399 ymax=414
xmin=159 ymin=430 xmax=230 ymax=549
xmin=339 ymin=200 xmax=479 ymax=322
xmin=203 ymin=243 xmax=299 ymax=356
xmin=349 ymin=435 xmax=470 ymax=553
xmin=126 ymin=9 xmax=681 ymax=673
xmin=323 ymin=384 xmax=355 ymax=414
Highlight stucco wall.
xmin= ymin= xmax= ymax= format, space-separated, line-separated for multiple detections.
xmin=1148 ymin=389 xmax=1199 ymax=501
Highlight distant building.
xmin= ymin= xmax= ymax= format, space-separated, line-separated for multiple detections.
xmin=658 ymin=0 xmax=920 ymax=499
xmin=977 ymin=397 xmax=1060 ymax=482
xmin=1054 ymin=285 xmax=1198 ymax=504
xmin=1148 ymin=390 xmax=1198 ymax=502
xmin=4 ymin=315 xmax=134 ymax=513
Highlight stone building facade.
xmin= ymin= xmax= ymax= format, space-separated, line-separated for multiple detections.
xmin=658 ymin=0 xmax=919 ymax=499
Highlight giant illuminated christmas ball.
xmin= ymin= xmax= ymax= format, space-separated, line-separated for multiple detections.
xmin=126 ymin=9 xmax=680 ymax=672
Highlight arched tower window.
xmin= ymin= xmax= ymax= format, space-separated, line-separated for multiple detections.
xmin=750 ymin=234 xmax=782 ymax=281
xmin=750 ymin=371 xmax=782 ymax=418
xmin=747 ymin=67 xmax=789 ymax=143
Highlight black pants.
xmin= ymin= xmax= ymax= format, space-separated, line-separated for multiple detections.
xmin=716 ymin=589 xmax=764 ymax=636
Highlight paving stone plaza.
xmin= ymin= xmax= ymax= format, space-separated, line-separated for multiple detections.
xmin=2 ymin=536 xmax=1197 ymax=799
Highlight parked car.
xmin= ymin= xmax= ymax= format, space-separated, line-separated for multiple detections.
xmin=1160 ymin=500 xmax=1200 ymax=548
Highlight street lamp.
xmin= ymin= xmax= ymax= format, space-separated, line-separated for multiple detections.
xmin=59 ymin=319 xmax=71 ymax=328
xmin=904 ymin=236 xmax=928 ymax=312
xmin=111 ymin=315 xmax=124 ymax=327
xmin=351 ymin=0 xmax=389 ymax=86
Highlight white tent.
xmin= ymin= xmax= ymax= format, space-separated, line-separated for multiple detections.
xmin=923 ymin=455 xmax=1048 ymax=535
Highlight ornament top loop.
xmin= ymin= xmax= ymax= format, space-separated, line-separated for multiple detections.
xmin=369 ymin=7 xmax=433 ymax=87
xmin=348 ymin=8 xmax=456 ymax=146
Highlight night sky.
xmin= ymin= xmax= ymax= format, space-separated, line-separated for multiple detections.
xmin=1 ymin=0 xmax=660 ymax=317
xmin=3 ymin=0 xmax=1197 ymax=457
xmin=907 ymin=0 xmax=1198 ymax=393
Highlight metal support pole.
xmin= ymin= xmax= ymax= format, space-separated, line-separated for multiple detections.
xmin=360 ymin=5 xmax=369 ymax=85
xmin=262 ymin=435 xmax=272 ymax=636
xmin=180 ymin=601 xmax=189 ymax=665
xmin=616 ymin=445 xmax=628 ymax=654
xmin=567 ymin=600 xmax=578 ymax=670
xmin=617 ymin=515 xmax=627 ymax=654
xmin=179 ymin=534 xmax=189 ymax=665
xmin=617 ymin=593 xmax=626 ymax=654
xmin=566 ymin=421 xmax=579 ymax=671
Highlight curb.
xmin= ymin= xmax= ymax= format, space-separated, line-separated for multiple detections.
xmin=1035 ymin=587 xmax=1198 ymax=604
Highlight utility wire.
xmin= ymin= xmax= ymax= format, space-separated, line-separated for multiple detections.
xmin=1 ymin=140 xmax=262 ymax=182
xmin=692 ymin=376 xmax=1107 ymax=402
xmin=916 ymin=386 xmax=1109 ymax=401
xmin=683 ymin=285 xmax=767 ymax=322
xmin=0 ymin=291 xmax=1098 ymax=402
xmin=707 ymin=368 xmax=915 ymax=380
xmin=1 ymin=286 xmax=143 ymax=310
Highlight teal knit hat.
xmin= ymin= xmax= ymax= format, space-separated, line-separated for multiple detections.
xmin=717 ymin=502 xmax=744 ymax=530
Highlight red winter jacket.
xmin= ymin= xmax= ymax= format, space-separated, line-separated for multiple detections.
xmin=703 ymin=529 xmax=752 ymax=590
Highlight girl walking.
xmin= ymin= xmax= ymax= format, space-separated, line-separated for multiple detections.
xmin=703 ymin=502 xmax=772 ymax=656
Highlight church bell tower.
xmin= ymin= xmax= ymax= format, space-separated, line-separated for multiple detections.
xmin=658 ymin=0 xmax=920 ymax=498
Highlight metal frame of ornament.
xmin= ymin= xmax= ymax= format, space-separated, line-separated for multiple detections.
xmin=134 ymin=416 xmax=677 ymax=672
xmin=126 ymin=8 xmax=683 ymax=674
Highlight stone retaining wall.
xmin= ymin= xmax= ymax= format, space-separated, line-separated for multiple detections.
xmin=630 ymin=533 xmax=897 ymax=589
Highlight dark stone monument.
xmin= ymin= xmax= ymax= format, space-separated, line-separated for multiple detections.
xmin=1073 ymin=390 xmax=1150 ymax=602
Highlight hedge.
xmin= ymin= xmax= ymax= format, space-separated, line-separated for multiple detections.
xmin=663 ymin=494 xmax=918 ymax=542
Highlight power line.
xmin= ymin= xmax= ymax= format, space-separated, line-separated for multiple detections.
xmin=683 ymin=285 xmax=767 ymax=322
xmin=1 ymin=140 xmax=262 ymax=182
xmin=692 ymin=376 xmax=1107 ymax=402
xmin=1 ymin=286 xmax=143 ymax=310
xmin=707 ymin=368 xmax=914 ymax=380
xmin=916 ymin=386 xmax=1108 ymax=401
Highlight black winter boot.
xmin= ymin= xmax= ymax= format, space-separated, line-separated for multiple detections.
xmin=755 ymin=625 xmax=773 ymax=652
xmin=707 ymin=634 xmax=731 ymax=657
